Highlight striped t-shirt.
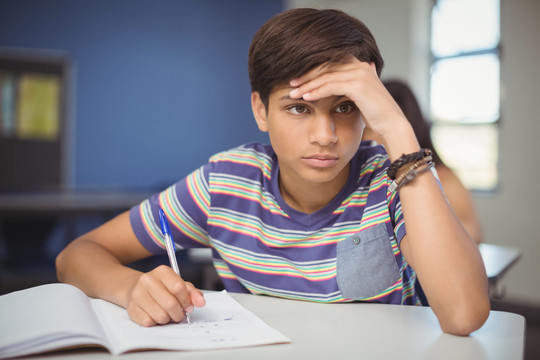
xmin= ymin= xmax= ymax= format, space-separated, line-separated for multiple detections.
xmin=129 ymin=142 xmax=422 ymax=305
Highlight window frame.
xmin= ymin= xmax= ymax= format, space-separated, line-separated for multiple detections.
xmin=429 ymin=0 xmax=501 ymax=193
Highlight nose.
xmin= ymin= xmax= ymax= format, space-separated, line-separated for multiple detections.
xmin=308 ymin=113 xmax=338 ymax=146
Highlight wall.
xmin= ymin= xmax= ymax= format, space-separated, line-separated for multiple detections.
xmin=0 ymin=0 xmax=283 ymax=191
xmin=287 ymin=0 xmax=540 ymax=305
xmin=481 ymin=0 xmax=540 ymax=305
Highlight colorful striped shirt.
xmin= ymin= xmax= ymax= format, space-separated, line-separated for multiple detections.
xmin=129 ymin=142 xmax=422 ymax=305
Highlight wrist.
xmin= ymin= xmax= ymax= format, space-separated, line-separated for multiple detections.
xmin=379 ymin=121 xmax=420 ymax=162
xmin=104 ymin=267 xmax=143 ymax=309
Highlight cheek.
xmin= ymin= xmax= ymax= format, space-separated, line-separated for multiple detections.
xmin=268 ymin=116 xmax=305 ymax=141
xmin=338 ymin=117 xmax=364 ymax=140
xmin=358 ymin=119 xmax=366 ymax=136
xmin=266 ymin=123 xmax=291 ymax=151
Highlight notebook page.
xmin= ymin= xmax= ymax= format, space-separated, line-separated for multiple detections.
xmin=90 ymin=290 xmax=290 ymax=354
xmin=0 ymin=284 xmax=109 ymax=358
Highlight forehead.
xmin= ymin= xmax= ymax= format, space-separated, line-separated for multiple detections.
xmin=266 ymin=84 xmax=293 ymax=105
xmin=270 ymin=84 xmax=292 ymax=96
xmin=270 ymin=83 xmax=294 ymax=95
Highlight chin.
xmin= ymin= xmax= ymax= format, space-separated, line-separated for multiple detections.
xmin=304 ymin=168 xmax=343 ymax=184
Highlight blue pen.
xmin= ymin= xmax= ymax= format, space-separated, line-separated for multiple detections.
xmin=158 ymin=208 xmax=191 ymax=325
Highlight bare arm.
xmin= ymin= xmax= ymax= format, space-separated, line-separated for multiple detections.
xmin=56 ymin=211 xmax=205 ymax=326
xmin=289 ymin=58 xmax=490 ymax=335
xmin=384 ymin=128 xmax=489 ymax=336
xmin=436 ymin=165 xmax=483 ymax=244
xmin=362 ymin=132 xmax=483 ymax=245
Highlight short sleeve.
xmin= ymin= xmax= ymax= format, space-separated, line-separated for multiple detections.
xmin=129 ymin=165 xmax=212 ymax=254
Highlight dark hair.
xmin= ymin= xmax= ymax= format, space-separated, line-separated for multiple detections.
xmin=248 ymin=8 xmax=384 ymax=108
xmin=383 ymin=80 xmax=444 ymax=165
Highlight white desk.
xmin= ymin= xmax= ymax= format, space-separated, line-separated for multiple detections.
xmin=479 ymin=243 xmax=522 ymax=299
xmin=24 ymin=292 xmax=524 ymax=360
xmin=479 ymin=243 xmax=521 ymax=281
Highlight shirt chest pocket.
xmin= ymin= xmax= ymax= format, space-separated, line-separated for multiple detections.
xmin=336 ymin=223 xmax=400 ymax=300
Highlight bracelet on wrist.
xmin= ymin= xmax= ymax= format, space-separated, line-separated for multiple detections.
xmin=389 ymin=161 xmax=435 ymax=192
xmin=387 ymin=148 xmax=432 ymax=180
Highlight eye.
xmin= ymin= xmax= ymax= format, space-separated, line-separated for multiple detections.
xmin=336 ymin=102 xmax=356 ymax=114
xmin=287 ymin=104 xmax=309 ymax=115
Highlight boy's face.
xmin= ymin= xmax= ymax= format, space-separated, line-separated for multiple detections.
xmin=252 ymin=85 xmax=364 ymax=190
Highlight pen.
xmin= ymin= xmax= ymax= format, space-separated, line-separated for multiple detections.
xmin=158 ymin=208 xmax=191 ymax=325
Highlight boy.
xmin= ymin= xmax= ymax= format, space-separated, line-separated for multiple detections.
xmin=56 ymin=8 xmax=489 ymax=336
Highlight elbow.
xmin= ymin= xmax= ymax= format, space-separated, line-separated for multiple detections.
xmin=55 ymin=236 xmax=85 ymax=284
xmin=55 ymin=248 xmax=67 ymax=283
xmin=439 ymin=299 xmax=491 ymax=336
xmin=55 ymin=242 xmax=77 ymax=284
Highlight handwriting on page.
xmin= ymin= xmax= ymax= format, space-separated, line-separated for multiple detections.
xmin=147 ymin=308 xmax=240 ymax=343
xmin=90 ymin=290 xmax=290 ymax=352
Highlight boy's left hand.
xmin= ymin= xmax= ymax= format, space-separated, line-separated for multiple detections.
xmin=288 ymin=57 xmax=407 ymax=142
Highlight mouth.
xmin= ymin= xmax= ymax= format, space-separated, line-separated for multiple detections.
xmin=302 ymin=154 xmax=339 ymax=168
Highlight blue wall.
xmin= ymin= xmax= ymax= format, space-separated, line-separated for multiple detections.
xmin=0 ymin=0 xmax=283 ymax=190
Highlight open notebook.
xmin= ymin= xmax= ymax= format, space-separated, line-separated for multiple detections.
xmin=0 ymin=283 xmax=290 ymax=358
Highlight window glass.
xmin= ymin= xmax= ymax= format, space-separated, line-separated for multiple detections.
xmin=432 ymin=124 xmax=498 ymax=190
xmin=430 ymin=54 xmax=499 ymax=124
xmin=431 ymin=0 xmax=500 ymax=57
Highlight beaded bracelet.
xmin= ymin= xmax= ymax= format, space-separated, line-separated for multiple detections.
xmin=389 ymin=161 xmax=435 ymax=192
xmin=387 ymin=148 xmax=433 ymax=180
xmin=393 ymin=157 xmax=431 ymax=184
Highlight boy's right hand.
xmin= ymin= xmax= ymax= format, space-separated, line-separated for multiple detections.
xmin=125 ymin=265 xmax=206 ymax=327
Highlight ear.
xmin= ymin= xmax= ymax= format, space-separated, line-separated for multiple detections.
xmin=251 ymin=91 xmax=268 ymax=132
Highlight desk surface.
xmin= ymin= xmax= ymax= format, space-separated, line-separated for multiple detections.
xmin=478 ymin=243 xmax=521 ymax=282
xmin=25 ymin=292 xmax=524 ymax=360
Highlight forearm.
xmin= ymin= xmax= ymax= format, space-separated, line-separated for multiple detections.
xmin=462 ymin=218 xmax=484 ymax=245
xmin=400 ymin=173 xmax=489 ymax=334
xmin=56 ymin=238 xmax=141 ymax=308
xmin=383 ymin=125 xmax=490 ymax=335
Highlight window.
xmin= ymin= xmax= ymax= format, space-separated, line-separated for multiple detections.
xmin=430 ymin=0 xmax=500 ymax=191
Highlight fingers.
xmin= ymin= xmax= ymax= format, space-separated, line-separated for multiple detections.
xmin=287 ymin=58 xmax=406 ymax=138
xmin=187 ymin=282 xmax=206 ymax=308
xmin=289 ymin=61 xmax=336 ymax=88
xmin=126 ymin=265 xmax=205 ymax=327
xmin=289 ymin=60 xmax=375 ymax=102
xmin=290 ymin=73 xmax=351 ymax=102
